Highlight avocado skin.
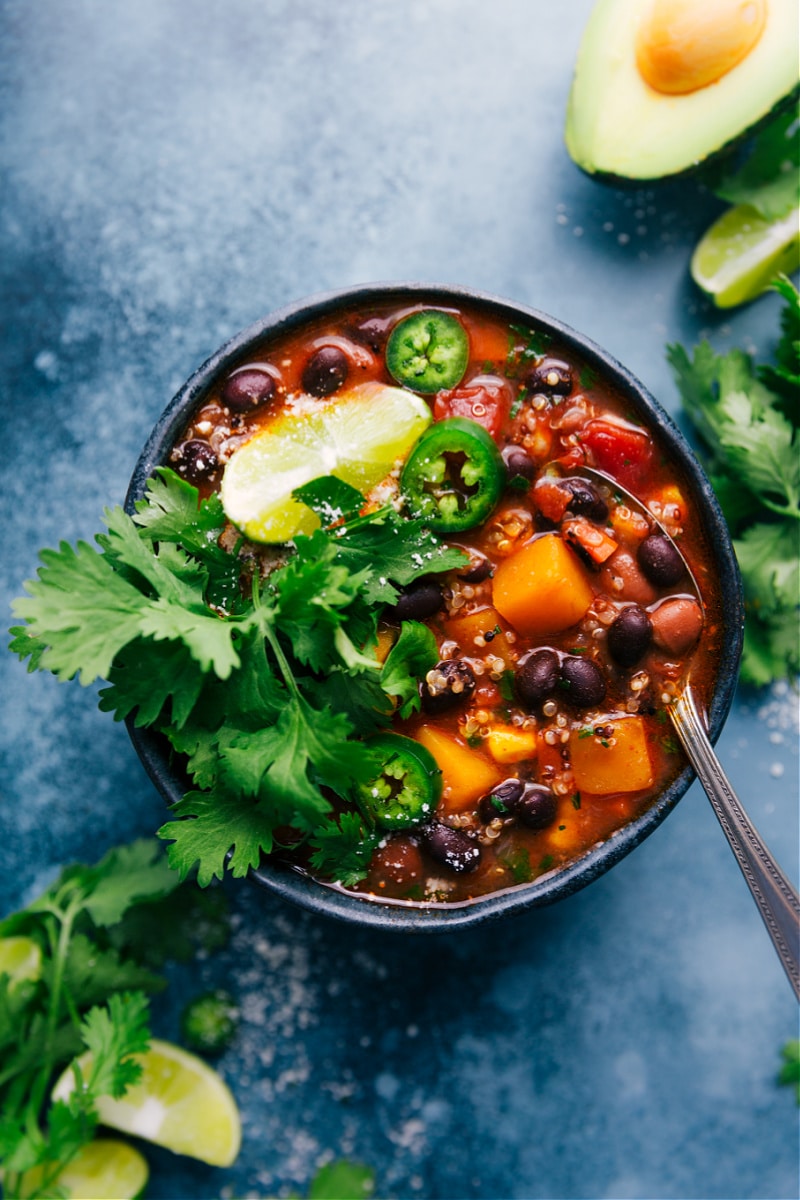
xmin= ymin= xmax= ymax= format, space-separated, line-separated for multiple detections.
xmin=564 ymin=0 xmax=800 ymax=185
xmin=567 ymin=86 xmax=800 ymax=188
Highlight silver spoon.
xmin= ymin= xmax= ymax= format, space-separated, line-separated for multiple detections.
xmin=561 ymin=465 xmax=800 ymax=1000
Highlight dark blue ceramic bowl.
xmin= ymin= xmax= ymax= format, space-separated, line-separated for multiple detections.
xmin=125 ymin=282 xmax=744 ymax=931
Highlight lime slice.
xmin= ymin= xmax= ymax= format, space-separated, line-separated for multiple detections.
xmin=53 ymin=1039 xmax=241 ymax=1168
xmin=220 ymin=381 xmax=432 ymax=542
xmin=691 ymin=203 xmax=800 ymax=308
xmin=16 ymin=1139 xmax=149 ymax=1200
xmin=0 ymin=935 xmax=42 ymax=988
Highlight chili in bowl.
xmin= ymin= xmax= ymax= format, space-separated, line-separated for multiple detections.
xmin=125 ymin=283 xmax=743 ymax=931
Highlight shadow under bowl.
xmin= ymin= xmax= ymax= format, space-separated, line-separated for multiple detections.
xmin=125 ymin=282 xmax=744 ymax=932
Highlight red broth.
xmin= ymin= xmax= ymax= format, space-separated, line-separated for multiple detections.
xmin=169 ymin=299 xmax=723 ymax=905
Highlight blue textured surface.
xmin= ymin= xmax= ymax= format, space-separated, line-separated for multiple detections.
xmin=1 ymin=3 xmax=798 ymax=1199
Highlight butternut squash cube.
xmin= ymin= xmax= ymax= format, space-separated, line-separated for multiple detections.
xmin=444 ymin=606 xmax=514 ymax=666
xmin=569 ymin=717 xmax=654 ymax=794
xmin=415 ymin=725 xmax=504 ymax=813
xmin=486 ymin=726 xmax=538 ymax=764
xmin=492 ymin=534 xmax=594 ymax=638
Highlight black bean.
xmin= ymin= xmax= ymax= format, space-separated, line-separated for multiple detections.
xmin=562 ymin=477 xmax=609 ymax=522
xmin=302 ymin=345 xmax=349 ymax=397
xmin=527 ymin=357 xmax=573 ymax=396
xmin=514 ymin=782 xmax=558 ymax=830
xmin=390 ymin=579 xmax=444 ymax=621
xmin=420 ymin=659 xmax=476 ymax=715
xmin=478 ymin=778 xmax=525 ymax=823
xmin=607 ymin=605 xmax=653 ymax=667
xmin=422 ymin=822 xmax=481 ymax=874
xmin=352 ymin=316 xmax=391 ymax=353
xmin=222 ymin=367 xmax=276 ymax=413
xmin=176 ymin=439 xmax=219 ymax=483
xmin=515 ymin=648 xmax=560 ymax=706
xmin=457 ymin=549 xmax=492 ymax=583
xmin=637 ymin=533 xmax=685 ymax=587
xmin=559 ymin=655 xmax=607 ymax=708
xmin=502 ymin=444 xmax=536 ymax=485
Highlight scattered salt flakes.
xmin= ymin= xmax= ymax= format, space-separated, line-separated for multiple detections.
xmin=769 ymin=731 xmax=784 ymax=745
xmin=556 ymin=213 xmax=569 ymax=226
xmin=321 ymin=1078 xmax=357 ymax=1101
xmin=282 ymin=1130 xmax=320 ymax=1179
xmin=757 ymin=680 xmax=800 ymax=735
xmin=351 ymin=949 xmax=389 ymax=980
xmin=34 ymin=349 xmax=59 ymax=380
xmin=572 ymin=225 xmax=584 ymax=237
xmin=770 ymin=762 xmax=785 ymax=779
xmin=388 ymin=1117 xmax=427 ymax=1153
xmin=617 ymin=232 xmax=630 ymax=245
xmin=406 ymin=1023 xmax=419 ymax=1038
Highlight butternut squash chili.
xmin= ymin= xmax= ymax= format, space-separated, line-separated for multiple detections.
xmin=170 ymin=300 xmax=722 ymax=905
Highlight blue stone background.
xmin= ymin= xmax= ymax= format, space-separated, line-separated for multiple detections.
xmin=1 ymin=2 xmax=798 ymax=1198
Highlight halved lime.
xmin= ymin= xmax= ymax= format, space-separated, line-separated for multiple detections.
xmin=220 ymin=381 xmax=432 ymax=542
xmin=0 ymin=935 xmax=42 ymax=989
xmin=53 ymin=1039 xmax=241 ymax=1168
xmin=691 ymin=202 xmax=800 ymax=308
xmin=16 ymin=1139 xmax=149 ymax=1200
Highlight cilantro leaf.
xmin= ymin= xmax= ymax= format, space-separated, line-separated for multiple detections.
xmin=735 ymin=522 xmax=800 ymax=614
xmin=79 ymin=990 xmax=150 ymax=1099
xmin=380 ymin=621 xmax=438 ymax=718
xmin=292 ymin=475 xmax=366 ymax=525
xmin=99 ymin=637 xmax=206 ymax=729
xmin=10 ymin=541 xmax=147 ymax=684
xmin=668 ymin=282 xmax=800 ymax=685
xmin=328 ymin=507 xmax=467 ymax=604
xmin=308 ymin=1159 xmax=376 ymax=1200
xmin=308 ymin=813 xmax=380 ymax=888
xmin=0 ymin=840 xmax=225 ymax=1200
xmin=708 ymin=108 xmax=800 ymax=221
xmin=159 ymin=788 xmax=277 ymax=885
xmin=760 ymin=276 xmax=800 ymax=406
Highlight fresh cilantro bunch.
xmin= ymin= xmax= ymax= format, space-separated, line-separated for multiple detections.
xmin=705 ymin=107 xmax=800 ymax=231
xmin=0 ymin=839 xmax=226 ymax=1199
xmin=10 ymin=470 xmax=464 ymax=888
xmin=667 ymin=277 xmax=800 ymax=685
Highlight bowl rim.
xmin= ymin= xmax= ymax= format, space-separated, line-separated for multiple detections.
xmin=125 ymin=280 xmax=744 ymax=932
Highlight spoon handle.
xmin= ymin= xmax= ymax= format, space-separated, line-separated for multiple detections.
xmin=669 ymin=687 xmax=800 ymax=1001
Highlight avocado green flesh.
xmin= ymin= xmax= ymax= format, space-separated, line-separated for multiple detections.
xmin=565 ymin=0 xmax=799 ymax=182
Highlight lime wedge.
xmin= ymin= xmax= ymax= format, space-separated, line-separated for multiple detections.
xmin=16 ymin=1139 xmax=149 ymax=1200
xmin=0 ymin=935 xmax=42 ymax=989
xmin=220 ymin=381 xmax=432 ymax=542
xmin=53 ymin=1039 xmax=241 ymax=1168
xmin=691 ymin=203 xmax=800 ymax=308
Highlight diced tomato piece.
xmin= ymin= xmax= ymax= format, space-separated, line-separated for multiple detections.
xmin=533 ymin=477 xmax=572 ymax=523
xmin=579 ymin=419 xmax=653 ymax=490
xmin=561 ymin=517 xmax=618 ymax=565
xmin=433 ymin=381 xmax=510 ymax=442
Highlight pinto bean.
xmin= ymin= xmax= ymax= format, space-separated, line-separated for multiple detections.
xmin=650 ymin=597 xmax=703 ymax=656
xmin=600 ymin=549 xmax=659 ymax=606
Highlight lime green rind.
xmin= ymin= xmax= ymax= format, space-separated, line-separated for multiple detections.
xmin=16 ymin=1139 xmax=149 ymax=1200
xmin=691 ymin=203 xmax=800 ymax=308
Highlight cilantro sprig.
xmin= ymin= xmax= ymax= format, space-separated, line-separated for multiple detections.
xmin=10 ymin=469 xmax=466 ymax=887
xmin=667 ymin=277 xmax=800 ymax=685
xmin=0 ymin=839 xmax=225 ymax=1200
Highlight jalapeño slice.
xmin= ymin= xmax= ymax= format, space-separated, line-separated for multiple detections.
xmin=386 ymin=310 xmax=469 ymax=393
xmin=356 ymin=733 xmax=442 ymax=831
xmin=401 ymin=416 xmax=505 ymax=532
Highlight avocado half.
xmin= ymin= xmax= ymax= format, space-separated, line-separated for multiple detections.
xmin=565 ymin=0 xmax=799 ymax=182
